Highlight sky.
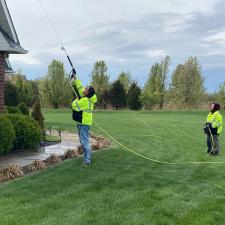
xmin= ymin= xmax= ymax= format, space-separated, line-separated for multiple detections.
xmin=6 ymin=0 xmax=225 ymax=92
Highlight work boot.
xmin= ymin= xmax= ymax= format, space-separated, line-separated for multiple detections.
xmin=207 ymin=149 xmax=214 ymax=154
xmin=213 ymin=150 xmax=219 ymax=156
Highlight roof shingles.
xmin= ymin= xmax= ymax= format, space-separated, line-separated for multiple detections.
xmin=0 ymin=0 xmax=27 ymax=54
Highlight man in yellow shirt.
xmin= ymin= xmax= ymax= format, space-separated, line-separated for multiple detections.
xmin=205 ymin=103 xmax=223 ymax=155
xmin=71 ymin=76 xmax=97 ymax=164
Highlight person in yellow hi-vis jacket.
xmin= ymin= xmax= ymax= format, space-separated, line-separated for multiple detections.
xmin=71 ymin=75 xmax=97 ymax=164
xmin=204 ymin=103 xmax=223 ymax=155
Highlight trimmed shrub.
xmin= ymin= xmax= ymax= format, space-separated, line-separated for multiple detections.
xmin=91 ymin=143 xmax=101 ymax=150
xmin=45 ymin=154 xmax=61 ymax=166
xmin=31 ymin=101 xmax=44 ymax=130
xmin=18 ymin=102 xmax=29 ymax=115
xmin=31 ymin=160 xmax=46 ymax=171
xmin=5 ymin=106 xmax=21 ymax=114
xmin=0 ymin=165 xmax=23 ymax=182
xmin=0 ymin=116 xmax=16 ymax=155
xmin=6 ymin=114 xmax=42 ymax=150
xmin=64 ymin=150 xmax=78 ymax=159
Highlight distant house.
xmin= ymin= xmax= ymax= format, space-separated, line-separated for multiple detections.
xmin=0 ymin=0 xmax=27 ymax=112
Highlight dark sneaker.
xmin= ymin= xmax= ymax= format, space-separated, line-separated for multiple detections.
xmin=207 ymin=149 xmax=213 ymax=154
xmin=213 ymin=151 xmax=219 ymax=156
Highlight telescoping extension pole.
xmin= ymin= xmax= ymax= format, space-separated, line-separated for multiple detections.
xmin=60 ymin=45 xmax=81 ymax=99
xmin=37 ymin=0 xmax=80 ymax=99
xmin=60 ymin=46 xmax=76 ymax=75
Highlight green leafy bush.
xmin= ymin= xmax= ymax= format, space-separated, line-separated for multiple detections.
xmin=2 ymin=108 xmax=8 ymax=114
xmin=0 ymin=116 xmax=15 ymax=155
xmin=6 ymin=114 xmax=42 ymax=150
xmin=5 ymin=106 xmax=21 ymax=114
xmin=18 ymin=102 xmax=29 ymax=115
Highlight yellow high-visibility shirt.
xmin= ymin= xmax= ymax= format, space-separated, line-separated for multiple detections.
xmin=206 ymin=111 xmax=223 ymax=134
xmin=71 ymin=79 xmax=97 ymax=126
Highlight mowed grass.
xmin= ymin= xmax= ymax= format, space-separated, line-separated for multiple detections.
xmin=1 ymin=109 xmax=225 ymax=225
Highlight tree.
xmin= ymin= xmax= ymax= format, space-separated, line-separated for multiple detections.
xmin=40 ymin=60 xmax=68 ymax=109
xmin=141 ymin=56 xmax=170 ymax=109
xmin=4 ymin=80 xmax=19 ymax=106
xmin=91 ymin=60 xmax=110 ymax=108
xmin=62 ymin=74 xmax=76 ymax=107
xmin=25 ymin=80 xmax=39 ymax=107
xmin=118 ymin=71 xmax=131 ymax=94
xmin=110 ymin=80 xmax=127 ymax=109
xmin=169 ymin=64 xmax=184 ymax=104
xmin=14 ymin=74 xmax=30 ymax=106
xmin=141 ymin=62 xmax=162 ymax=109
xmin=170 ymin=57 xmax=205 ymax=107
xmin=218 ymin=81 xmax=225 ymax=109
xmin=159 ymin=56 xmax=170 ymax=109
xmin=8 ymin=73 xmax=39 ymax=107
xmin=127 ymin=81 xmax=142 ymax=110
xmin=31 ymin=101 xmax=44 ymax=130
xmin=30 ymin=80 xmax=40 ymax=106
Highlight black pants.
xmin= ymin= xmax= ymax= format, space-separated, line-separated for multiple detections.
xmin=207 ymin=134 xmax=220 ymax=155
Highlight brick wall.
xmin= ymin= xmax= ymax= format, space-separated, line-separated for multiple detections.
xmin=0 ymin=53 xmax=5 ymax=112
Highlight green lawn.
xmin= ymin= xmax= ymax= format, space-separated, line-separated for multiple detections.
xmin=1 ymin=109 xmax=225 ymax=225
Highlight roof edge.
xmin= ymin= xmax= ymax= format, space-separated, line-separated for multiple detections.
xmin=0 ymin=0 xmax=19 ymax=43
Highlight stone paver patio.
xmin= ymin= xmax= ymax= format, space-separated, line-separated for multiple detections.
xmin=0 ymin=131 xmax=97 ymax=169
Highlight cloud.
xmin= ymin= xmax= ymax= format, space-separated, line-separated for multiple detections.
xmin=5 ymin=0 xmax=225 ymax=90
xmin=163 ymin=14 xmax=196 ymax=33
xmin=204 ymin=50 xmax=225 ymax=56
xmin=6 ymin=0 xmax=222 ymax=50
xmin=145 ymin=50 xmax=167 ymax=58
xmin=203 ymin=63 xmax=225 ymax=69
xmin=22 ymin=3 xmax=224 ymax=73
xmin=204 ymin=30 xmax=225 ymax=46
xmin=10 ymin=54 xmax=41 ymax=65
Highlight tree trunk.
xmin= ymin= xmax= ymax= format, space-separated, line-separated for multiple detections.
xmin=159 ymin=93 xmax=164 ymax=110
xmin=53 ymin=102 xmax=58 ymax=109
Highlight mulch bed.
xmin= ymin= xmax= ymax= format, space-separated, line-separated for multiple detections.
xmin=0 ymin=134 xmax=111 ymax=183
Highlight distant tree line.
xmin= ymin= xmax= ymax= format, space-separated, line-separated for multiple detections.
xmin=5 ymin=57 xmax=225 ymax=110
xmin=89 ymin=57 xmax=224 ymax=110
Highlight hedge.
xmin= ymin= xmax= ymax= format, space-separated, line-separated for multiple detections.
xmin=0 ymin=116 xmax=16 ymax=155
xmin=6 ymin=114 xmax=42 ymax=150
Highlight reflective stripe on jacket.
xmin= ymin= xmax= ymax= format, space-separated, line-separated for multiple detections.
xmin=71 ymin=79 xmax=97 ymax=126
xmin=206 ymin=111 xmax=223 ymax=134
